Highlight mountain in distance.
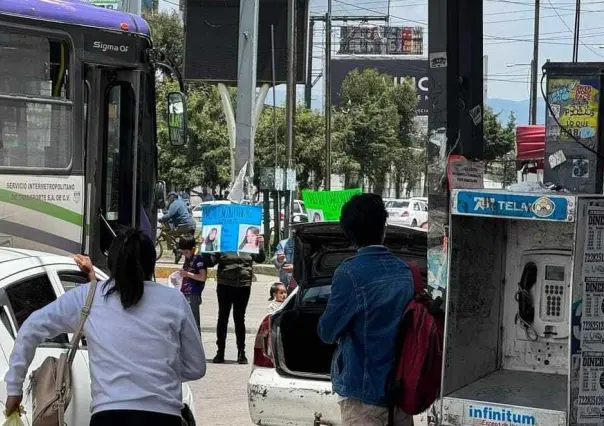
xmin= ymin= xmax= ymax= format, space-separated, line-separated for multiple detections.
xmin=487 ymin=98 xmax=546 ymax=126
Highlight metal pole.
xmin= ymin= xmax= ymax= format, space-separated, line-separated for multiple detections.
xmin=530 ymin=0 xmax=539 ymax=125
xmin=217 ymin=83 xmax=237 ymax=182
xmin=325 ymin=12 xmax=332 ymax=190
xmin=305 ymin=19 xmax=315 ymax=109
xmin=235 ymin=0 xmax=260 ymax=188
xmin=527 ymin=59 xmax=534 ymax=125
xmin=271 ymin=25 xmax=279 ymax=168
xmin=572 ymin=0 xmax=581 ymax=62
xmin=283 ymin=0 xmax=296 ymax=236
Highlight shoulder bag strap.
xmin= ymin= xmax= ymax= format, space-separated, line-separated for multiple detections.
xmin=66 ymin=279 xmax=97 ymax=365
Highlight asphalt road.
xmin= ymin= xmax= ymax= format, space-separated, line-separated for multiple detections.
xmin=160 ymin=274 xmax=276 ymax=426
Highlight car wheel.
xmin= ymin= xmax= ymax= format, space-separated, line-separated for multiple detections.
xmin=412 ymin=219 xmax=418 ymax=227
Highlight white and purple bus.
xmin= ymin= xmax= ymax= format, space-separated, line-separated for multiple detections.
xmin=0 ymin=0 xmax=185 ymax=266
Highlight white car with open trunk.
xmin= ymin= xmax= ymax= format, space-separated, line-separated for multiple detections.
xmin=247 ymin=222 xmax=427 ymax=425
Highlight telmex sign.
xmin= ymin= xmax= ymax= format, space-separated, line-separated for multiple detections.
xmin=330 ymin=56 xmax=429 ymax=116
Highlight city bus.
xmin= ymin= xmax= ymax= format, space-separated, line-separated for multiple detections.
xmin=0 ymin=0 xmax=185 ymax=267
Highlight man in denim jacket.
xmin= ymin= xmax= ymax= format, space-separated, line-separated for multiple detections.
xmin=318 ymin=193 xmax=414 ymax=426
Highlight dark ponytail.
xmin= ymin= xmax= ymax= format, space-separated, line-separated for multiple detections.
xmin=103 ymin=228 xmax=156 ymax=309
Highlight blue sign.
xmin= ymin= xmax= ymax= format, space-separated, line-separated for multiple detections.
xmin=452 ymin=190 xmax=575 ymax=222
xmin=200 ymin=204 xmax=263 ymax=253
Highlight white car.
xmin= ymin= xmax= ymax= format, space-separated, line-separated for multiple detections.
xmin=0 ymin=249 xmax=197 ymax=425
xmin=247 ymin=222 xmax=427 ymax=426
xmin=386 ymin=199 xmax=428 ymax=228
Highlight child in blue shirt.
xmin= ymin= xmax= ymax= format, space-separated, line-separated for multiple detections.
xmin=178 ymin=234 xmax=207 ymax=334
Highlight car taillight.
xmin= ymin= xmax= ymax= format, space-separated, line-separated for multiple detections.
xmin=401 ymin=211 xmax=409 ymax=217
xmin=280 ymin=212 xmax=284 ymax=221
xmin=253 ymin=315 xmax=274 ymax=368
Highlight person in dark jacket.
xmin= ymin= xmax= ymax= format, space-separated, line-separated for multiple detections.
xmin=204 ymin=236 xmax=265 ymax=364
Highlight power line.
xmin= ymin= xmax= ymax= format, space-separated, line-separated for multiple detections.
xmin=545 ymin=0 xmax=604 ymax=57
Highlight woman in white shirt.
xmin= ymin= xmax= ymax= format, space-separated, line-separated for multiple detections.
xmin=4 ymin=228 xmax=206 ymax=426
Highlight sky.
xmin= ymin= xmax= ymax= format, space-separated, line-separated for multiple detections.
xmin=159 ymin=0 xmax=604 ymax=103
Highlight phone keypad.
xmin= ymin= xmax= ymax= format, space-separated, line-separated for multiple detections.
xmin=543 ymin=284 xmax=564 ymax=320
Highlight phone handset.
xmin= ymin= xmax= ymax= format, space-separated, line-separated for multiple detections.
xmin=515 ymin=262 xmax=538 ymax=341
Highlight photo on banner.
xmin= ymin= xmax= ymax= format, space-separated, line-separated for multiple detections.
xmin=301 ymin=188 xmax=362 ymax=221
xmin=201 ymin=225 xmax=221 ymax=252
xmin=308 ymin=209 xmax=325 ymax=223
xmin=200 ymin=204 xmax=262 ymax=253
xmin=238 ymin=224 xmax=261 ymax=254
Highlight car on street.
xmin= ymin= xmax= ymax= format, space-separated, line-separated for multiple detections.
xmin=247 ymin=221 xmax=427 ymax=426
xmin=386 ymin=198 xmax=428 ymax=228
xmin=0 ymin=249 xmax=197 ymax=425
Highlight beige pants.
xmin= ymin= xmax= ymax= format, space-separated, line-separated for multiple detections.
xmin=339 ymin=398 xmax=414 ymax=426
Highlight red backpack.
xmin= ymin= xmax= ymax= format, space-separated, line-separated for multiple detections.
xmin=387 ymin=261 xmax=445 ymax=422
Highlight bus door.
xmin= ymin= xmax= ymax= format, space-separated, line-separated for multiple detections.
xmin=83 ymin=66 xmax=140 ymax=267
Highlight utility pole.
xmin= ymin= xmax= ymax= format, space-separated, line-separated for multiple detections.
xmin=530 ymin=0 xmax=540 ymax=125
xmin=235 ymin=0 xmax=260 ymax=184
xmin=572 ymin=0 xmax=581 ymax=62
xmin=305 ymin=19 xmax=314 ymax=109
xmin=325 ymin=10 xmax=332 ymax=190
xmin=528 ymin=59 xmax=535 ymax=125
xmin=283 ymin=0 xmax=296 ymax=237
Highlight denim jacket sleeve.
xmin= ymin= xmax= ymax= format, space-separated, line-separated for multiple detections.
xmin=272 ymin=240 xmax=285 ymax=271
xmin=317 ymin=267 xmax=358 ymax=344
xmin=159 ymin=201 xmax=178 ymax=223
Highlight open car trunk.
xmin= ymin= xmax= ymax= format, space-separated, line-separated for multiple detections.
xmin=273 ymin=222 xmax=427 ymax=378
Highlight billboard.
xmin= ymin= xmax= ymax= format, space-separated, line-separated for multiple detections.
xmin=330 ymin=56 xmax=429 ymax=116
xmin=184 ymin=0 xmax=308 ymax=84
xmin=339 ymin=26 xmax=423 ymax=56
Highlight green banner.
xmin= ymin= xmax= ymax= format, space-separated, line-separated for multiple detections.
xmin=302 ymin=188 xmax=362 ymax=221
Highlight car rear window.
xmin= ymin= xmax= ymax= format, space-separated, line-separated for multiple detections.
xmin=392 ymin=201 xmax=409 ymax=208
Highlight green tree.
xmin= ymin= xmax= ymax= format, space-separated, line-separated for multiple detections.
xmin=147 ymin=11 xmax=231 ymax=191
xmin=333 ymin=68 xmax=418 ymax=194
xmin=254 ymin=105 xmax=326 ymax=189
xmin=144 ymin=11 xmax=184 ymax=75
xmin=483 ymin=107 xmax=517 ymax=184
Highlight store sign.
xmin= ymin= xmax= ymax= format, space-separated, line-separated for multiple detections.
xmin=451 ymin=190 xmax=576 ymax=222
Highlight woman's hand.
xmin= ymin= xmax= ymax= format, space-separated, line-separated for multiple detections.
xmin=257 ymin=235 xmax=264 ymax=246
xmin=4 ymin=395 xmax=22 ymax=417
xmin=73 ymin=254 xmax=95 ymax=281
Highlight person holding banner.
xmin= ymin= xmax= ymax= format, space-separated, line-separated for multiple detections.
xmin=203 ymin=237 xmax=266 ymax=365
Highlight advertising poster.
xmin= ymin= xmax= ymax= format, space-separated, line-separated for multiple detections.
xmin=301 ymin=188 xmax=362 ymax=222
xmin=200 ymin=204 xmax=262 ymax=254
xmin=547 ymin=77 xmax=600 ymax=146
xmin=578 ymin=204 xmax=604 ymax=424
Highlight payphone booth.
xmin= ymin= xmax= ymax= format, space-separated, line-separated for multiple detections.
xmin=438 ymin=189 xmax=604 ymax=426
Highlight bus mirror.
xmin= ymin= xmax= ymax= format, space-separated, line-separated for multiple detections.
xmin=156 ymin=180 xmax=167 ymax=209
xmin=167 ymin=92 xmax=187 ymax=146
